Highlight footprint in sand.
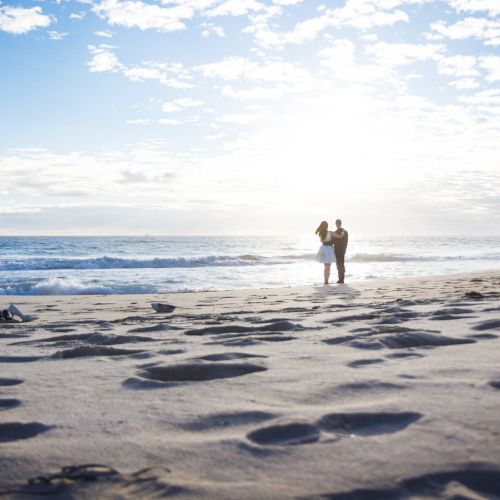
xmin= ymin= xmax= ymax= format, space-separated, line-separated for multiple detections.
xmin=472 ymin=319 xmax=500 ymax=331
xmin=386 ymin=352 xmax=424 ymax=359
xmin=0 ymin=355 xmax=45 ymax=363
xmin=317 ymin=411 xmax=422 ymax=436
xmin=183 ymin=410 xmax=277 ymax=431
xmin=1 ymin=464 xmax=184 ymax=498
xmin=0 ymin=422 xmax=53 ymax=442
xmin=0 ymin=399 xmax=21 ymax=410
xmin=319 ymin=466 xmax=500 ymax=499
xmin=347 ymin=332 xmax=476 ymax=350
xmin=185 ymin=320 xmax=303 ymax=337
xmin=137 ymin=361 xmax=267 ymax=382
xmin=128 ymin=324 xmax=169 ymax=333
xmin=195 ymin=352 xmax=267 ymax=361
xmin=336 ymin=381 xmax=407 ymax=393
xmin=0 ymin=378 xmax=24 ymax=386
xmin=247 ymin=422 xmax=321 ymax=446
xmin=348 ymin=358 xmax=385 ymax=368
xmin=52 ymin=346 xmax=145 ymax=359
xmin=466 ymin=333 xmax=498 ymax=340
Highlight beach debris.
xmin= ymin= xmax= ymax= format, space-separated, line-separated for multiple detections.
xmin=464 ymin=291 xmax=484 ymax=300
xmin=151 ymin=303 xmax=176 ymax=313
xmin=7 ymin=304 xmax=39 ymax=322
xmin=0 ymin=464 xmax=179 ymax=497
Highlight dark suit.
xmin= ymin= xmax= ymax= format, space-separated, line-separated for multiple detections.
xmin=333 ymin=229 xmax=348 ymax=282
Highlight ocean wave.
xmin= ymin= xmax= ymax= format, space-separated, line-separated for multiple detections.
xmin=0 ymin=254 xmax=265 ymax=271
xmin=0 ymin=277 xmax=162 ymax=295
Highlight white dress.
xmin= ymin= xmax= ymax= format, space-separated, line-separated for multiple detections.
xmin=316 ymin=231 xmax=335 ymax=264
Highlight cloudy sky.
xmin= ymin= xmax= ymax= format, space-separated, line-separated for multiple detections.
xmin=1 ymin=0 xmax=499 ymax=235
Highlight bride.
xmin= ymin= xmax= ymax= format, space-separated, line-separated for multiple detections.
xmin=315 ymin=220 xmax=345 ymax=285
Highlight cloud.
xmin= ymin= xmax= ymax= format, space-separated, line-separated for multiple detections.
xmin=201 ymin=23 xmax=225 ymax=37
xmin=196 ymin=56 xmax=312 ymax=86
xmin=458 ymin=89 xmax=500 ymax=105
xmin=448 ymin=0 xmax=500 ymax=16
xmin=429 ymin=17 xmax=500 ymax=46
xmin=126 ymin=118 xmax=153 ymax=124
xmin=120 ymin=169 xmax=174 ymax=183
xmin=205 ymin=0 xmax=266 ymax=17
xmin=93 ymin=0 xmax=193 ymax=32
xmin=95 ymin=30 xmax=114 ymax=38
xmin=479 ymin=55 xmax=500 ymax=82
xmin=123 ymin=62 xmax=194 ymax=88
xmin=69 ymin=12 xmax=86 ymax=21
xmin=243 ymin=0 xmax=420 ymax=50
xmin=448 ymin=78 xmax=480 ymax=89
xmin=436 ymin=54 xmax=478 ymax=77
xmin=87 ymin=45 xmax=194 ymax=87
xmin=161 ymin=97 xmax=203 ymax=113
xmin=88 ymin=44 xmax=124 ymax=72
xmin=48 ymin=31 xmax=68 ymax=41
xmin=0 ymin=5 xmax=52 ymax=34
xmin=365 ymin=41 xmax=444 ymax=67
xmin=0 ymin=143 xmax=188 ymax=204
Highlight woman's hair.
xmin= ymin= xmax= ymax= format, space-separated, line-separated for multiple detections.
xmin=315 ymin=221 xmax=328 ymax=241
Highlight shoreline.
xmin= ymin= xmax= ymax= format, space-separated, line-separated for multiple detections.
xmin=1 ymin=270 xmax=499 ymax=498
xmin=3 ymin=268 xmax=500 ymax=304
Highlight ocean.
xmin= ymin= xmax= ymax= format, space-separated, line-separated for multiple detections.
xmin=0 ymin=235 xmax=499 ymax=295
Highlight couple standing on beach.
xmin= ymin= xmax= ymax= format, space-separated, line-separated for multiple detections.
xmin=316 ymin=219 xmax=348 ymax=285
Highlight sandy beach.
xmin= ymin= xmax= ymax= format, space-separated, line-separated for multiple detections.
xmin=1 ymin=271 xmax=500 ymax=498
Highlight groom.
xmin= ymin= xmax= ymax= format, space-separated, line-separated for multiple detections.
xmin=333 ymin=219 xmax=348 ymax=283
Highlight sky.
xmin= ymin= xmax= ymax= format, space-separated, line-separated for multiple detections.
xmin=0 ymin=0 xmax=499 ymax=236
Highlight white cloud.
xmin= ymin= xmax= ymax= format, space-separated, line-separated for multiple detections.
xmin=206 ymin=0 xmax=266 ymax=17
xmin=365 ymin=41 xmax=444 ymax=67
xmin=448 ymin=0 xmax=500 ymax=16
xmin=430 ymin=17 xmax=500 ymax=46
xmin=318 ymin=39 xmax=356 ymax=68
xmin=162 ymin=98 xmax=203 ymax=112
xmin=126 ymin=118 xmax=153 ymax=124
xmin=69 ymin=12 xmax=86 ymax=20
xmin=0 ymin=6 xmax=52 ymax=34
xmin=272 ymin=0 xmax=303 ymax=5
xmin=196 ymin=56 xmax=256 ymax=80
xmin=436 ymin=55 xmax=478 ymax=78
xmin=95 ymin=30 xmax=114 ymax=37
xmin=123 ymin=63 xmax=193 ymax=88
xmin=448 ymin=78 xmax=480 ymax=89
xmin=196 ymin=56 xmax=312 ymax=86
xmin=458 ymin=89 xmax=500 ymax=105
xmin=87 ymin=45 xmax=195 ymax=88
xmin=162 ymin=102 xmax=183 ymax=113
xmin=479 ymin=56 xmax=500 ymax=82
xmin=244 ymin=0 xmax=416 ymax=50
xmin=93 ymin=0 xmax=192 ymax=31
xmin=87 ymin=44 xmax=123 ymax=72
xmin=48 ymin=31 xmax=68 ymax=40
xmin=175 ymin=97 xmax=203 ymax=107
xmin=201 ymin=23 xmax=224 ymax=37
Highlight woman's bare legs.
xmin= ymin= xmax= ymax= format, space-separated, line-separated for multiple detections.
xmin=324 ymin=264 xmax=331 ymax=285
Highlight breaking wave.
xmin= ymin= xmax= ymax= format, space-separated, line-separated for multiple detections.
xmin=0 ymin=277 xmax=162 ymax=295
xmin=0 ymin=255 xmax=265 ymax=271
